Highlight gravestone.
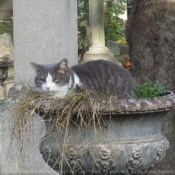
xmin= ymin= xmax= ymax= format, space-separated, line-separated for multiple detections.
xmin=14 ymin=0 xmax=77 ymax=83
xmin=1 ymin=0 xmax=77 ymax=174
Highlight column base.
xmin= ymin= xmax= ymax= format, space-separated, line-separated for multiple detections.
xmin=83 ymin=45 xmax=114 ymax=62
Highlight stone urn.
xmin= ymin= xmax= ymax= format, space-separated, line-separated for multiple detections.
xmin=38 ymin=91 xmax=175 ymax=175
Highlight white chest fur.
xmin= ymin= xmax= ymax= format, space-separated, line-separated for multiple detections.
xmin=73 ymin=72 xmax=81 ymax=88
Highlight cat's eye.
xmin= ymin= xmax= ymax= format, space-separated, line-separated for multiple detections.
xmin=40 ymin=78 xmax=45 ymax=82
xmin=53 ymin=79 xmax=59 ymax=83
xmin=53 ymin=77 xmax=59 ymax=82
xmin=53 ymin=78 xmax=61 ymax=83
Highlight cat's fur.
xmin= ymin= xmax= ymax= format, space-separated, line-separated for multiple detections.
xmin=31 ymin=59 xmax=137 ymax=98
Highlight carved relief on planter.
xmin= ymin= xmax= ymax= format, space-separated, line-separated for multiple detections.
xmin=40 ymin=145 xmax=59 ymax=170
xmin=96 ymin=147 xmax=114 ymax=173
xmin=128 ymin=146 xmax=144 ymax=172
xmin=40 ymin=137 xmax=169 ymax=174
xmin=40 ymin=145 xmax=59 ymax=171
xmin=151 ymin=141 xmax=169 ymax=168
xmin=65 ymin=146 xmax=82 ymax=173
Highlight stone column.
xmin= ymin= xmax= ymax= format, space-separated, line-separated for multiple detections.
xmin=83 ymin=0 xmax=114 ymax=62
xmin=1 ymin=0 xmax=77 ymax=174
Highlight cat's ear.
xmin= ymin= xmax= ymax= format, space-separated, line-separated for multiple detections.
xmin=56 ymin=58 xmax=68 ymax=74
xmin=30 ymin=62 xmax=42 ymax=73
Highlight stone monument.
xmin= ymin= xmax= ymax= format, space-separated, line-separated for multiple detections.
xmin=0 ymin=0 xmax=77 ymax=174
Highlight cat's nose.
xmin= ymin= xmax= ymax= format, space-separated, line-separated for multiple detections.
xmin=46 ymin=87 xmax=50 ymax=91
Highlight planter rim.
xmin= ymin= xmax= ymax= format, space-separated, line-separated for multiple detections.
xmin=34 ymin=90 xmax=175 ymax=115
xmin=98 ymin=90 xmax=175 ymax=114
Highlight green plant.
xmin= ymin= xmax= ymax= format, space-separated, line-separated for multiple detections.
xmin=104 ymin=0 xmax=127 ymax=43
xmin=135 ymin=80 xmax=166 ymax=98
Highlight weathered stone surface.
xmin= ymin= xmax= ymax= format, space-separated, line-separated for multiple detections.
xmin=13 ymin=0 xmax=78 ymax=83
xmin=37 ymin=92 xmax=173 ymax=174
xmin=0 ymin=98 xmax=58 ymax=174
xmin=29 ymin=91 xmax=175 ymax=114
xmin=18 ymin=86 xmax=173 ymax=174
xmin=126 ymin=0 xmax=175 ymax=174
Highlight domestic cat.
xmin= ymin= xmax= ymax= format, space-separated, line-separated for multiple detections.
xmin=31 ymin=59 xmax=137 ymax=98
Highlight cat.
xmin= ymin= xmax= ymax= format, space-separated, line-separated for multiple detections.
xmin=31 ymin=59 xmax=137 ymax=98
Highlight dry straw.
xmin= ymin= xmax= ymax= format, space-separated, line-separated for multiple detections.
xmin=11 ymin=85 xmax=115 ymax=173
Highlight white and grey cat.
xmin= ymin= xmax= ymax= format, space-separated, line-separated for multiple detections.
xmin=31 ymin=59 xmax=137 ymax=98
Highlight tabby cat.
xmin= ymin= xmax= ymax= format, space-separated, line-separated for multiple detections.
xmin=31 ymin=59 xmax=137 ymax=98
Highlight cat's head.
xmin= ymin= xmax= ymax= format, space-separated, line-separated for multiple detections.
xmin=31 ymin=59 xmax=71 ymax=98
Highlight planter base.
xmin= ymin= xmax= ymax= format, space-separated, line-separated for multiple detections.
xmin=40 ymin=134 xmax=168 ymax=175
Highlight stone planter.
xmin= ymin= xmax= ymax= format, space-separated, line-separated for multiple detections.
xmin=38 ymin=91 xmax=175 ymax=175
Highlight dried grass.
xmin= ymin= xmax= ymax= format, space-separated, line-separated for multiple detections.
xmin=11 ymin=85 xmax=115 ymax=174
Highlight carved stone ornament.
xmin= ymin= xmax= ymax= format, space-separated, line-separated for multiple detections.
xmin=128 ymin=146 xmax=144 ymax=171
xmin=96 ymin=147 xmax=114 ymax=173
xmin=151 ymin=141 xmax=169 ymax=168
xmin=40 ymin=145 xmax=59 ymax=170
xmin=65 ymin=147 xmax=82 ymax=173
